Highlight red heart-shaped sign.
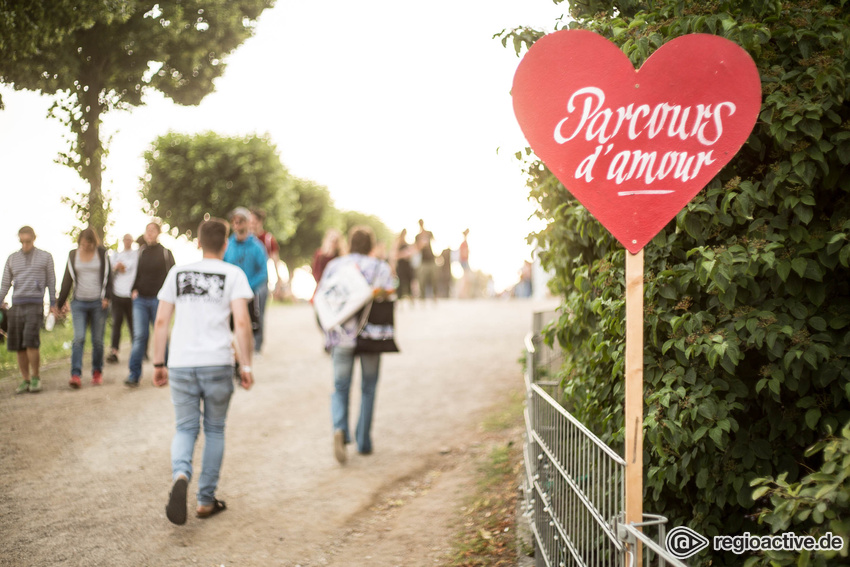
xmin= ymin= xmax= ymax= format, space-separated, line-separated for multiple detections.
xmin=513 ymin=31 xmax=761 ymax=253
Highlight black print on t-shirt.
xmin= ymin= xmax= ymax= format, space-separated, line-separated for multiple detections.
xmin=177 ymin=271 xmax=226 ymax=302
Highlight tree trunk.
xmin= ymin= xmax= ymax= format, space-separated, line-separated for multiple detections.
xmin=79 ymin=31 xmax=106 ymax=243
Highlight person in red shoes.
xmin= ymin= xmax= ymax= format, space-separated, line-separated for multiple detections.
xmin=56 ymin=228 xmax=113 ymax=388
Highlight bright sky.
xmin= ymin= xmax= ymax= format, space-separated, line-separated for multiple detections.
xmin=0 ymin=1 xmax=567 ymax=297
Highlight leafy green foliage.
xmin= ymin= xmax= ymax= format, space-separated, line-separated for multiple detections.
xmin=449 ymin=395 xmax=526 ymax=567
xmin=748 ymin=422 xmax=850 ymax=566
xmin=340 ymin=210 xmax=394 ymax=251
xmin=0 ymin=319 xmax=75 ymax=376
xmin=512 ymin=1 xmax=850 ymax=564
xmin=278 ymin=179 xmax=339 ymax=278
xmin=0 ymin=0 xmax=274 ymax=238
xmin=0 ymin=0 xmax=129 ymax=108
xmin=141 ymin=131 xmax=296 ymax=243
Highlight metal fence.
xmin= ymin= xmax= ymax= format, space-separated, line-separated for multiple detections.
xmin=522 ymin=310 xmax=688 ymax=567
xmin=526 ymin=310 xmax=564 ymax=397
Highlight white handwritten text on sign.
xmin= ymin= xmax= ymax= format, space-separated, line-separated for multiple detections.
xmin=512 ymin=31 xmax=761 ymax=253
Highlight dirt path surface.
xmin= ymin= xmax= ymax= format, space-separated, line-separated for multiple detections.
xmin=0 ymin=298 xmax=556 ymax=567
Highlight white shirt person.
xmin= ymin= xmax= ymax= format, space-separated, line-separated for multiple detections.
xmin=151 ymin=218 xmax=254 ymax=525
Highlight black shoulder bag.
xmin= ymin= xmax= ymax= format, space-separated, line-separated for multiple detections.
xmin=355 ymin=299 xmax=399 ymax=354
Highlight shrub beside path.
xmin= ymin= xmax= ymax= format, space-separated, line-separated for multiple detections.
xmin=0 ymin=297 xmax=557 ymax=567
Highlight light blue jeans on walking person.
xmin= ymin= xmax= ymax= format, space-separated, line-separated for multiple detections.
xmin=254 ymin=285 xmax=268 ymax=353
xmin=331 ymin=346 xmax=380 ymax=454
xmin=127 ymin=296 xmax=159 ymax=382
xmin=70 ymin=299 xmax=107 ymax=377
xmin=169 ymin=365 xmax=234 ymax=506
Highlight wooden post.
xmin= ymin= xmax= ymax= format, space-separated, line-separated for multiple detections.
xmin=625 ymin=248 xmax=644 ymax=565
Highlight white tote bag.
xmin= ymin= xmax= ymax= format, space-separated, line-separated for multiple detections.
xmin=314 ymin=263 xmax=374 ymax=331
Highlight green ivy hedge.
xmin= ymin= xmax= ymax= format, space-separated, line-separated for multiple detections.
xmin=504 ymin=1 xmax=850 ymax=565
xmin=749 ymin=423 xmax=850 ymax=566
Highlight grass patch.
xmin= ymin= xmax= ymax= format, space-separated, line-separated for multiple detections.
xmin=0 ymin=314 xmax=132 ymax=380
xmin=449 ymin=391 xmax=526 ymax=567
xmin=0 ymin=320 xmax=75 ymax=378
xmin=480 ymin=390 xmax=525 ymax=433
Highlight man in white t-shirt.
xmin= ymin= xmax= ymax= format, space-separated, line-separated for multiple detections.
xmin=151 ymin=218 xmax=255 ymax=525
xmin=107 ymin=234 xmax=138 ymax=363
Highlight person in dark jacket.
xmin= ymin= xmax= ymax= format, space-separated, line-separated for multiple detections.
xmin=56 ymin=228 xmax=113 ymax=388
xmin=125 ymin=221 xmax=175 ymax=387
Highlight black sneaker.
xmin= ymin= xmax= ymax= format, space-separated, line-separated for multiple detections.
xmin=165 ymin=476 xmax=188 ymax=525
xmin=106 ymin=353 xmax=119 ymax=364
xmin=124 ymin=379 xmax=140 ymax=388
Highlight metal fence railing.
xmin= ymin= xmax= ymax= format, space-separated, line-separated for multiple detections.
xmin=527 ymin=310 xmax=563 ymax=397
xmin=522 ymin=310 xmax=688 ymax=567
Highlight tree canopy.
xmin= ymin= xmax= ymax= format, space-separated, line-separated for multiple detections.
xmin=141 ymin=131 xmax=296 ymax=242
xmin=277 ymin=193 xmax=395 ymax=277
xmin=0 ymin=0 xmax=274 ymax=239
xmin=340 ymin=210 xmax=394 ymax=250
xmin=0 ymin=1 xmax=129 ymax=103
xmin=141 ymin=131 xmax=397 ymax=276
xmin=277 ymin=179 xmax=339 ymax=280
xmin=504 ymin=1 xmax=850 ymax=565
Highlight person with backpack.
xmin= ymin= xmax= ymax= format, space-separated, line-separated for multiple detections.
xmin=125 ymin=221 xmax=175 ymax=387
xmin=318 ymin=225 xmax=395 ymax=464
xmin=56 ymin=228 xmax=113 ymax=388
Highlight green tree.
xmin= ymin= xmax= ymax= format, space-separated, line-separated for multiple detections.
xmin=503 ymin=1 xmax=850 ymax=565
xmin=0 ymin=0 xmax=273 ymax=239
xmin=0 ymin=1 xmax=129 ymax=67
xmin=141 ymin=131 xmax=295 ymax=241
xmin=277 ymin=178 xmax=339 ymax=280
xmin=341 ymin=210 xmax=394 ymax=251
xmin=0 ymin=1 xmax=131 ymax=107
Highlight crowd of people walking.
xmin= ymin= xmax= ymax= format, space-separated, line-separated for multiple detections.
xmin=0 ymin=213 xmax=482 ymax=527
xmin=384 ymin=220 xmax=476 ymax=302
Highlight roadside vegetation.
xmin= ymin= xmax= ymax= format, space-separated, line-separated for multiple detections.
xmin=501 ymin=1 xmax=850 ymax=565
xmin=0 ymin=319 xmax=74 ymax=378
xmin=449 ymin=392 xmax=529 ymax=567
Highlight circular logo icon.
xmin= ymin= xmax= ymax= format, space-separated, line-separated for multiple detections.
xmin=665 ymin=526 xmax=710 ymax=559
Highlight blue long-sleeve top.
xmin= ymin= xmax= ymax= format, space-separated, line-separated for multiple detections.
xmin=223 ymin=234 xmax=268 ymax=292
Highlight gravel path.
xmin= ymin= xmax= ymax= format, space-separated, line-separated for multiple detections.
xmin=0 ymin=297 xmax=556 ymax=567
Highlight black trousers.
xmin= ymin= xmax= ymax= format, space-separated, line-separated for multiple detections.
xmin=111 ymin=295 xmax=134 ymax=351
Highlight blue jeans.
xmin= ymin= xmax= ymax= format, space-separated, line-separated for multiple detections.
xmin=331 ymin=346 xmax=380 ymax=453
xmin=254 ymin=286 xmax=268 ymax=353
xmin=169 ymin=365 xmax=234 ymax=506
xmin=70 ymin=299 xmax=107 ymax=376
xmin=128 ymin=296 xmax=159 ymax=382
